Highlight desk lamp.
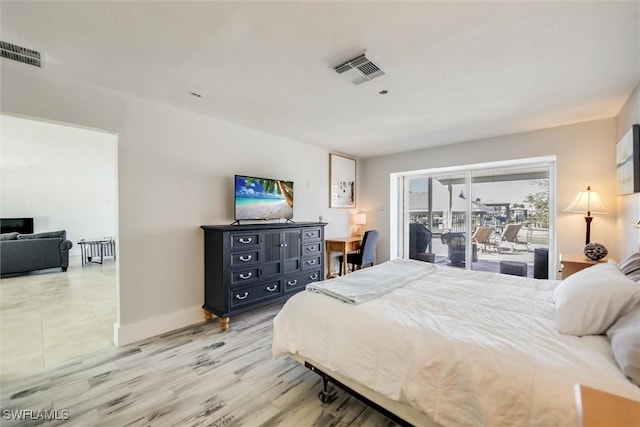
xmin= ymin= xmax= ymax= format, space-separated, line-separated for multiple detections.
xmin=352 ymin=213 xmax=366 ymax=238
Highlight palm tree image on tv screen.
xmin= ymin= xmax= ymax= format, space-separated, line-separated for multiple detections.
xmin=235 ymin=175 xmax=294 ymax=220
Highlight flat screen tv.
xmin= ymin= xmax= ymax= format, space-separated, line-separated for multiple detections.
xmin=234 ymin=175 xmax=294 ymax=221
xmin=0 ymin=217 xmax=34 ymax=234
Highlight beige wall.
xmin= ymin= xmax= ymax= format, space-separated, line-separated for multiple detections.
xmin=1 ymin=61 xmax=354 ymax=345
xmin=361 ymin=118 xmax=618 ymax=272
xmin=615 ymin=81 xmax=640 ymax=257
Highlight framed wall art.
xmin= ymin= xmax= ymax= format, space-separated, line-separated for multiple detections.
xmin=616 ymin=124 xmax=640 ymax=195
xmin=329 ymin=153 xmax=356 ymax=208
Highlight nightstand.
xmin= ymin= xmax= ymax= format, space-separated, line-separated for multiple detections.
xmin=575 ymin=384 xmax=640 ymax=427
xmin=559 ymin=253 xmax=610 ymax=279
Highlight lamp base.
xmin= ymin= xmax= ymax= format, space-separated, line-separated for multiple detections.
xmin=584 ymin=243 xmax=607 ymax=260
xmin=584 ymin=215 xmax=593 ymax=245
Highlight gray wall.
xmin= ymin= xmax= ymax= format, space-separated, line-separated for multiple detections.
xmin=1 ymin=62 xmax=355 ymax=345
xmin=360 ymin=118 xmax=618 ymax=269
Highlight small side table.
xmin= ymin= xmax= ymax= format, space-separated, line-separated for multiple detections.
xmin=77 ymin=238 xmax=115 ymax=266
xmin=559 ymin=253 xmax=610 ymax=279
xmin=575 ymin=384 xmax=640 ymax=427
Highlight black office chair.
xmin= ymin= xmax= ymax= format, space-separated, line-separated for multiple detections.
xmin=338 ymin=230 xmax=380 ymax=275
xmin=409 ymin=223 xmax=433 ymax=261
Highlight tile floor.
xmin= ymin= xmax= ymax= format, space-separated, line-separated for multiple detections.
xmin=0 ymin=256 xmax=116 ymax=381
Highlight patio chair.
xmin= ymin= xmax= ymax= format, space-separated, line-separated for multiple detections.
xmin=500 ymin=223 xmax=529 ymax=252
xmin=409 ymin=223 xmax=433 ymax=261
xmin=471 ymin=226 xmax=495 ymax=253
xmin=441 ymin=231 xmax=478 ymax=266
xmin=441 ymin=231 xmax=465 ymax=266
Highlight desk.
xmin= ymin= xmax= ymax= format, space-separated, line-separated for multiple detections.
xmin=575 ymin=384 xmax=640 ymax=427
xmin=325 ymin=236 xmax=361 ymax=278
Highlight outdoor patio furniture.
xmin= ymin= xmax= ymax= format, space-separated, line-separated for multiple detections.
xmin=500 ymin=223 xmax=530 ymax=252
xmin=534 ymin=248 xmax=549 ymax=279
xmin=409 ymin=223 xmax=434 ymax=262
xmin=500 ymin=260 xmax=528 ymax=277
xmin=471 ymin=226 xmax=495 ymax=252
xmin=441 ymin=231 xmax=477 ymax=266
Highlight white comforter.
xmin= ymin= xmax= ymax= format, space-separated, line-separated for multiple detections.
xmin=272 ymin=259 xmax=639 ymax=427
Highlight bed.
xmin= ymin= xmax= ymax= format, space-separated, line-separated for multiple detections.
xmin=272 ymin=258 xmax=640 ymax=426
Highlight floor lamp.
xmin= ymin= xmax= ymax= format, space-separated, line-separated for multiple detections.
xmin=563 ymin=186 xmax=607 ymax=245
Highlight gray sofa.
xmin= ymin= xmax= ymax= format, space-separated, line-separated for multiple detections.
xmin=0 ymin=230 xmax=73 ymax=275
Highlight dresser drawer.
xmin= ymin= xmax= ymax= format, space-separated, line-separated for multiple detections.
xmin=229 ymin=250 xmax=260 ymax=267
xmin=302 ymin=255 xmax=321 ymax=270
xmin=229 ymin=267 xmax=260 ymax=286
xmin=230 ymin=280 xmax=282 ymax=309
xmin=302 ymin=241 xmax=322 ymax=255
xmin=229 ymin=233 xmax=260 ymax=250
xmin=301 ymin=228 xmax=321 ymax=241
xmin=284 ymin=270 xmax=321 ymax=294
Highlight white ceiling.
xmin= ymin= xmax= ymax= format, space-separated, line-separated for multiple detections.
xmin=1 ymin=1 xmax=639 ymax=158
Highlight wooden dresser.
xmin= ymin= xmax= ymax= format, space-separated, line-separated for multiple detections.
xmin=201 ymin=222 xmax=326 ymax=330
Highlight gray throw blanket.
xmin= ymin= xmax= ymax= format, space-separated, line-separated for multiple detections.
xmin=306 ymin=258 xmax=437 ymax=304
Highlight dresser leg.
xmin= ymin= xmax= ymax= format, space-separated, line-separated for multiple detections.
xmin=203 ymin=309 xmax=213 ymax=321
xmin=219 ymin=317 xmax=230 ymax=331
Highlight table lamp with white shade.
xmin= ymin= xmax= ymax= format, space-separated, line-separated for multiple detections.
xmin=563 ymin=186 xmax=607 ymax=245
xmin=352 ymin=213 xmax=366 ymax=238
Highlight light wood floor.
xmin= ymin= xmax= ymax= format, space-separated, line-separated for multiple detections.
xmin=1 ymin=301 xmax=400 ymax=426
xmin=0 ymin=256 xmax=116 ymax=381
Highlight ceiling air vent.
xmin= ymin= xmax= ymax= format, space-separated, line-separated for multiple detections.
xmin=334 ymin=53 xmax=385 ymax=85
xmin=1 ymin=41 xmax=42 ymax=68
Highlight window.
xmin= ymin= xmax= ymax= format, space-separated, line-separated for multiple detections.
xmin=393 ymin=157 xmax=556 ymax=277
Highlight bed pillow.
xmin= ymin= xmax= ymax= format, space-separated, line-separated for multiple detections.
xmin=618 ymin=252 xmax=640 ymax=282
xmin=607 ymin=305 xmax=640 ymax=385
xmin=553 ymin=263 xmax=640 ymax=336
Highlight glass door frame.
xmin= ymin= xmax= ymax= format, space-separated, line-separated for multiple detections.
xmin=391 ymin=155 xmax=557 ymax=277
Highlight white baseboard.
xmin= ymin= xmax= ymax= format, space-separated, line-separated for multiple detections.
xmin=114 ymin=305 xmax=206 ymax=346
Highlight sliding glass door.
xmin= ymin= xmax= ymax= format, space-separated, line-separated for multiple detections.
xmin=469 ymin=166 xmax=550 ymax=276
xmin=399 ymin=158 xmax=554 ymax=277
xmin=405 ymin=172 xmax=469 ymax=266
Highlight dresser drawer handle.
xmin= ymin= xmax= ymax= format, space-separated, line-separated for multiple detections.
xmin=309 ymin=274 xmax=318 ymax=280
xmin=239 ymin=237 xmax=253 ymax=244
xmin=239 ymin=272 xmax=253 ymax=280
xmin=306 ymin=259 xmax=317 ymax=265
xmin=235 ymin=292 xmax=249 ymax=300
xmin=266 ymin=285 xmax=278 ymax=292
xmin=306 ymin=232 xmax=316 ymax=237
xmin=238 ymin=255 xmax=252 ymax=262
xmin=287 ymin=279 xmax=298 ymax=287
xmin=306 ymin=246 xmax=315 ymax=251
